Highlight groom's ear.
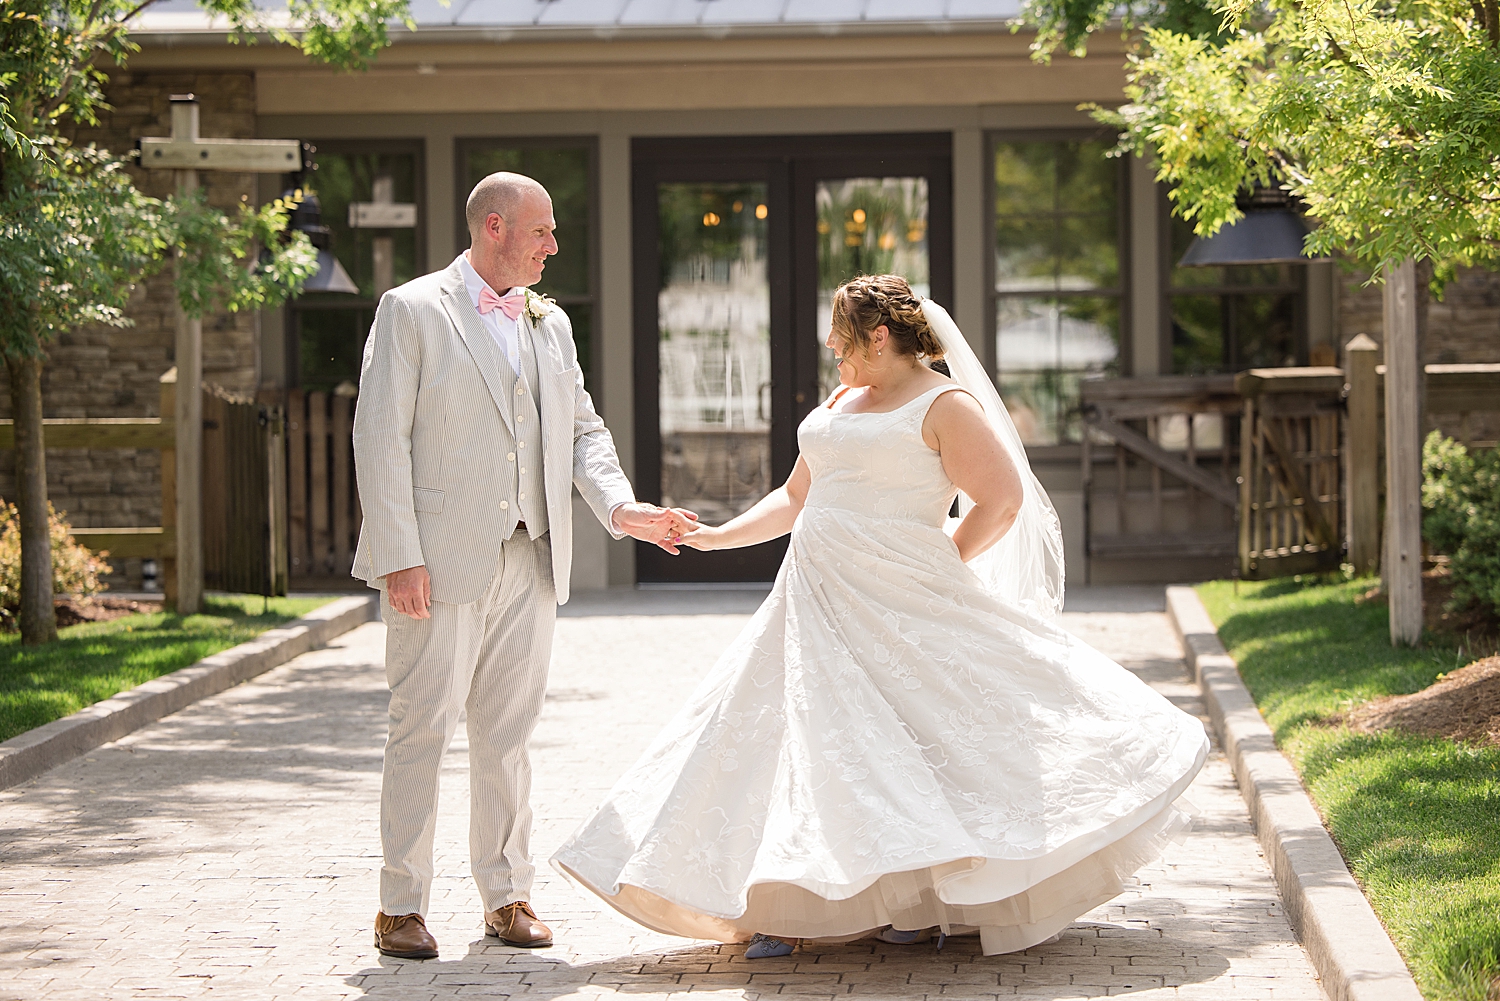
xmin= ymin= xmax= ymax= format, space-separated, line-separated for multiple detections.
xmin=482 ymin=211 xmax=507 ymax=245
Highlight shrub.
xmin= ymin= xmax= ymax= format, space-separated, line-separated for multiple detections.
xmin=0 ymin=502 xmax=112 ymax=630
xmin=1423 ymin=431 xmax=1500 ymax=616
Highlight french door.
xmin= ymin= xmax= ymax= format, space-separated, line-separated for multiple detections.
xmin=633 ymin=135 xmax=953 ymax=583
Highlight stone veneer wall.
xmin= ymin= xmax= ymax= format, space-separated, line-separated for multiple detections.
xmin=1338 ymin=262 xmax=1500 ymax=443
xmin=0 ymin=73 xmax=261 ymax=588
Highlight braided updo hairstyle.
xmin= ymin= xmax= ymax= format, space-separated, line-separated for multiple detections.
xmin=830 ymin=274 xmax=945 ymax=363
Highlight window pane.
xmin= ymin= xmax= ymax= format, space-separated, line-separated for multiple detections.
xmin=1170 ymin=292 xmax=1300 ymax=373
xmin=465 ymin=146 xmax=591 ymax=298
xmin=657 ymin=183 xmax=771 ymax=523
xmin=815 ymin=177 xmax=930 ymax=398
xmin=298 ymin=307 xmax=374 ymax=394
xmin=308 ymin=151 xmax=420 ymax=301
xmin=1057 ymin=213 xmax=1118 ymax=290
xmin=996 ymin=296 xmax=1120 ymax=445
xmin=995 ymin=216 xmax=1057 ymax=293
xmin=995 ymin=140 xmax=1120 ymax=295
xmin=1054 ymin=141 xmax=1117 ymax=211
xmin=993 ymin=142 xmax=1056 ymax=217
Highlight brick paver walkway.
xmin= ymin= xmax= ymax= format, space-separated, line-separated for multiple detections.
xmin=0 ymin=588 xmax=1326 ymax=1001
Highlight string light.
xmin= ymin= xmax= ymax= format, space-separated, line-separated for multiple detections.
xmin=703 ymin=212 xmax=721 ymax=227
xmin=755 ymin=203 xmax=768 ymax=219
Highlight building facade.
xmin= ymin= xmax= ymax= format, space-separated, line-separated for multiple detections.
xmin=18 ymin=1 xmax=1498 ymax=590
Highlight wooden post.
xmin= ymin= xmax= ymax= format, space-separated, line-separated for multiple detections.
xmin=170 ymin=96 xmax=204 ymax=615
xmin=1383 ymin=259 xmax=1423 ymax=645
xmin=160 ymin=369 xmax=179 ymax=611
xmin=1344 ymin=334 xmax=1381 ymax=576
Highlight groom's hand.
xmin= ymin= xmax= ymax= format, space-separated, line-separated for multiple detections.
xmin=385 ymin=565 xmax=432 ymax=619
xmin=613 ymin=503 xmax=700 ymax=555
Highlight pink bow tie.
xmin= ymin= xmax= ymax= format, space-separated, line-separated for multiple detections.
xmin=478 ymin=286 xmax=525 ymax=320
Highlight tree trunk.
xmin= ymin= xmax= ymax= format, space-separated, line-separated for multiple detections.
xmin=7 ymin=353 xmax=56 ymax=644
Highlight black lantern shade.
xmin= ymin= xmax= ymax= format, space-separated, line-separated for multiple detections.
xmin=1179 ymin=187 xmax=1331 ymax=267
xmin=287 ymin=190 xmax=360 ymax=294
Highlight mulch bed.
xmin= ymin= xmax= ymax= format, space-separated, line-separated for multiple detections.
xmin=1350 ymin=567 xmax=1500 ymax=745
xmin=1348 ymin=656 xmax=1500 ymax=747
xmin=53 ymin=596 xmax=164 ymax=628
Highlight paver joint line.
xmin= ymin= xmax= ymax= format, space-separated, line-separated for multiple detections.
xmin=1164 ymin=585 xmax=1422 ymax=1001
xmin=0 ymin=593 xmax=377 ymax=791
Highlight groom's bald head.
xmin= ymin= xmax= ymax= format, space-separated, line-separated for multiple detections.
xmin=465 ymin=172 xmax=549 ymax=242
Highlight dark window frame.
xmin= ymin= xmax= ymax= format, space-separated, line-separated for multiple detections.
xmin=453 ymin=135 xmax=601 ymax=394
xmin=287 ymin=138 xmax=428 ymax=390
xmin=984 ymin=128 xmax=1133 ymax=455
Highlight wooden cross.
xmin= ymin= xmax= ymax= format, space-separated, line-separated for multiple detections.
xmin=348 ymin=176 xmax=418 ymax=298
xmin=139 ymin=94 xmax=307 ymax=614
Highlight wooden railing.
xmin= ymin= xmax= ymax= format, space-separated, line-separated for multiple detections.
xmin=1082 ymin=358 xmax=1500 ymax=583
xmin=1079 ymin=375 xmax=1242 ymax=577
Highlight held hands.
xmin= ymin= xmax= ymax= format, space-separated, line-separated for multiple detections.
xmin=613 ymin=502 xmax=701 ymax=555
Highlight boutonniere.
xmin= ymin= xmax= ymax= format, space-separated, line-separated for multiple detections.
xmin=523 ymin=288 xmax=555 ymax=324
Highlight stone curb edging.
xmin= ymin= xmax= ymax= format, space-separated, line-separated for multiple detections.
xmin=0 ymin=593 xmax=377 ymax=792
xmin=1165 ymin=585 xmax=1422 ymax=1001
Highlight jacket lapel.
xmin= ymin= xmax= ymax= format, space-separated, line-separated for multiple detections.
xmin=438 ymin=265 xmax=516 ymax=440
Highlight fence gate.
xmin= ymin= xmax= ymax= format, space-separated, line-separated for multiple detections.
xmin=263 ymin=388 xmax=361 ymax=588
xmin=202 ymin=390 xmax=289 ymax=596
xmin=1234 ymin=369 xmax=1345 ymax=580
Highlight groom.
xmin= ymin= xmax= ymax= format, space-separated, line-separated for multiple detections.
xmin=352 ymin=171 xmax=694 ymax=959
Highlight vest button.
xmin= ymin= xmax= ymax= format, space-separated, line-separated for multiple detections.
xmin=507 ymin=452 xmax=516 ymax=461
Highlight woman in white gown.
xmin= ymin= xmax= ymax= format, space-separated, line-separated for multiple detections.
xmin=552 ymin=275 xmax=1208 ymax=957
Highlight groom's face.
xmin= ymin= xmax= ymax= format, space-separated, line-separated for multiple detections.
xmin=494 ymin=190 xmax=558 ymax=288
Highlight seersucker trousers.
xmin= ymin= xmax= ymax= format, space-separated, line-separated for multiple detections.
xmin=379 ymin=532 xmax=556 ymax=917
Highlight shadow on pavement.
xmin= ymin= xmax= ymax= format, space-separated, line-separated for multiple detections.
xmin=345 ymin=924 xmax=1232 ymax=998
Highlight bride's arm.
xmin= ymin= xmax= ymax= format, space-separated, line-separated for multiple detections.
xmin=924 ymin=391 xmax=1025 ymax=562
xmin=680 ymin=456 xmax=812 ymax=551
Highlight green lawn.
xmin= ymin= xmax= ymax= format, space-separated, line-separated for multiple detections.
xmin=1199 ymin=578 xmax=1500 ymax=1001
xmin=0 ymin=595 xmax=332 ymax=744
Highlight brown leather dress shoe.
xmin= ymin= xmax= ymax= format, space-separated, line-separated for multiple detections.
xmin=484 ymin=901 xmax=553 ymax=947
xmin=374 ymin=911 xmax=438 ymax=959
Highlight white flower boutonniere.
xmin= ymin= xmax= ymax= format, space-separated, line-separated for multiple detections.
xmin=523 ymin=289 xmax=556 ymax=324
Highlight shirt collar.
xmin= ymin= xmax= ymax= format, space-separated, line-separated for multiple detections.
xmin=456 ymin=251 xmax=522 ymax=314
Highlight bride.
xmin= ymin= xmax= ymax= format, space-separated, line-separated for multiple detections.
xmin=552 ymin=274 xmax=1208 ymax=957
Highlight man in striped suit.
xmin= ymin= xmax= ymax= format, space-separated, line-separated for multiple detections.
xmin=353 ymin=172 xmax=694 ymax=960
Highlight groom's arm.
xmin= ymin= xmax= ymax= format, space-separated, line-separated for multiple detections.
xmin=553 ymin=312 xmax=637 ymax=539
xmin=353 ymin=293 xmax=426 ymax=579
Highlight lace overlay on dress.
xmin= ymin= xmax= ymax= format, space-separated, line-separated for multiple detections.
xmin=553 ymin=384 xmax=1208 ymax=955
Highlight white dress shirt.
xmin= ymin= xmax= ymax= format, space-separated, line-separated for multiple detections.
xmin=457 ymin=251 xmax=525 ymax=383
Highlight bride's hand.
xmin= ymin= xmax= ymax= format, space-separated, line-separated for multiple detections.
xmin=679 ymin=524 xmax=724 ymax=551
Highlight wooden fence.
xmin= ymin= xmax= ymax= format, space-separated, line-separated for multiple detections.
xmin=263 ymin=389 xmax=361 ymax=588
xmin=0 ymin=368 xmax=290 ymax=605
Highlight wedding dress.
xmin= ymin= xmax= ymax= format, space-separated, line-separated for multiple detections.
xmin=553 ymin=309 xmax=1208 ymax=956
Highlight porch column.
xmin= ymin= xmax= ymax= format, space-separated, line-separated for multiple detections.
xmin=1128 ymin=154 xmax=1162 ymax=377
xmin=952 ymin=127 xmax=988 ymax=364
xmin=599 ymin=128 xmax=637 ymax=586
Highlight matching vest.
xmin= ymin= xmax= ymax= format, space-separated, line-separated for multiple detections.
xmin=500 ymin=323 xmax=548 ymax=539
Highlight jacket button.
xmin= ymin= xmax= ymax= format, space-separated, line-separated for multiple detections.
xmin=500 ymin=501 xmax=510 ymax=511
xmin=507 ymin=452 xmax=516 ymax=461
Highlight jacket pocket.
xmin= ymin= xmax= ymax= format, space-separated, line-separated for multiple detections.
xmin=413 ymin=487 xmax=444 ymax=513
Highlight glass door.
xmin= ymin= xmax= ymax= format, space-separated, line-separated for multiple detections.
xmin=633 ymin=137 xmax=951 ymax=583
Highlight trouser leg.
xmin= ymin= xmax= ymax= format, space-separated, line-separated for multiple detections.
xmin=467 ymin=534 xmax=558 ymax=911
xmin=378 ymin=588 xmax=484 ymax=916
